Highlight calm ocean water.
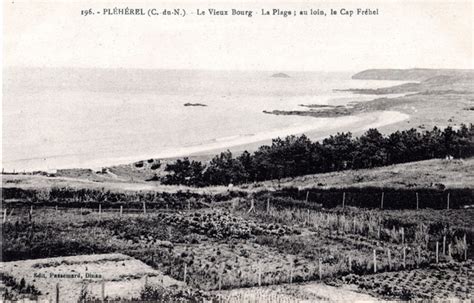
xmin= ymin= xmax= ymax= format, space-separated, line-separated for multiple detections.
xmin=2 ymin=68 xmax=408 ymax=171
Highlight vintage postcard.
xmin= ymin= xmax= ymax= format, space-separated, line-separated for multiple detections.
xmin=2 ymin=0 xmax=473 ymax=302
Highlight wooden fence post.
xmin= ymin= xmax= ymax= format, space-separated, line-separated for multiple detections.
xmin=183 ymin=264 xmax=187 ymax=283
xmin=348 ymin=255 xmax=352 ymax=272
xmin=416 ymin=192 xmax=419 ymax=210
xmin=257 ymin=263 xmax=262 ymax=286
xmin=306 ymin=191 xmax=309 ymax=203
xmin=318 ymin=258 xmax=323 ymax=280
xmin=414 ymin=247 xmax=418 ymax=267
xmin=380 ymin=192 xmax=384 ymax=209
xmin=448 ymin=243 xmax=452 ymax=260
xmin=464 ymin=234 xmax=468 ymax=261
xmin=403 ymin=247 xmax=406 ymax=269
xmin=101 ymin=279 xmax=105 ymax=302
xmin=373 ymin=249 xmax=377 ymax=273
xmin=436 ymin=241 xmax=439 ymax=263
xmin=120 ymin=205 xmax=123 ymax=216
xmin=447 ymin=192 xmax=450 ymax=210
xmin=99 ymin=204 xmax=101 ymax=215
xmin=387 ymin=248 xmax=392 ymax=270
xmin=266 ymin=198 xmax=270 ymax=213
xmin=143 ymin=201 xmax=147 ymax=215
xmin=3 ymin=208 xmax=6 ymax=223
xmin=289 ymin=263 xmax=293 ymax=284
xmin=443 ymin=236 xmax=446 ymax=255
xmin=55 ymin=205 xmax=58 ymax=213
xmin=218 ymin=270 xmax=223 ymax=290
xmin=342 ymin=192 xmax=346 ymax=209
xmin=247 ymin=199 xmax=255 ymax=213
xmin=55 ymin=283 xmax=60 ymax=303
xmin=401 ymin=227 xmax=405 ymax=244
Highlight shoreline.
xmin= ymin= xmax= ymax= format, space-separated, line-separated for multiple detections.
xmin=2 ymin=110 xmax=408 ymax=172
xmin=188 ymin=110 xmax=409 ymax=160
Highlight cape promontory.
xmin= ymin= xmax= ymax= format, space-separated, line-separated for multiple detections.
xmin=352 ymin=68 xmax=474 ymax=81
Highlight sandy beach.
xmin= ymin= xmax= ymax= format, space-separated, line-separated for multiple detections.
xmin=189 ymin=110 xmax=409 ymax=161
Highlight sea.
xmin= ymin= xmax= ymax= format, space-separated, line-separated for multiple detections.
xmin=2 ymin=68 xmax=410 ymax=171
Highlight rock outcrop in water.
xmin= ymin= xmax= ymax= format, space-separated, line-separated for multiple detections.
xmin=184 ymin=103 xmax=207 ymax=107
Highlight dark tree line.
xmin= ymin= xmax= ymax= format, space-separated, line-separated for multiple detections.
xmin=161 ymin=124 xmax=474 ymax=187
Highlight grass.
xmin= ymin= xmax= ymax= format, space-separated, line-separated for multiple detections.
xmin=3 ymin=158 xmax=473 ymax=194
xmin=2 ymin=200 xmax=472 ymax=300
xmin=251 ymin=158 xmax=474 ymax=190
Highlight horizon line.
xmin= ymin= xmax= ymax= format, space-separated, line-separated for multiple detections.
xmin=4 ymin=65 xmax=474 ymax=73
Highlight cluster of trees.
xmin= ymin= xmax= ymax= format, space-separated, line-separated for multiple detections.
xmin=161 ymin=124 xmax=473 ymax=187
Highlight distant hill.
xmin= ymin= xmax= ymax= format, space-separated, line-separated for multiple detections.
xmin=271 ymin=73 xmax=290 ymax=78
xmin=352 ymin=68 xmax=474 ymax=81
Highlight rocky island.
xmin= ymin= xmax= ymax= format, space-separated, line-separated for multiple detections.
xmin=271 ymin=72 xmax=290 ymax=78
xmin=184 ymin=103 xmax=208 ymax=107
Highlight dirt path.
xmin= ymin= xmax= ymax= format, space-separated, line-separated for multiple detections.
xmin=299 ymin=283 xmax=384 ymax=302
xmin=216 ymin=282 xmax=383 ymax=302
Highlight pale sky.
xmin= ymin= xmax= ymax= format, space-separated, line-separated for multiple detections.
xmin=3 ymin=0 xmax=473 ymax=71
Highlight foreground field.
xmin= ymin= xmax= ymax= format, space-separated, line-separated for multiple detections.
xmin=1 ymin=254 xmax=183 ymax=301
xmin=1 ymin=199 xmax=473 ymax=301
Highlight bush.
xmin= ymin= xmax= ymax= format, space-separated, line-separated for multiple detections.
xmin=151 ymin=163 xmax=161 ymax=170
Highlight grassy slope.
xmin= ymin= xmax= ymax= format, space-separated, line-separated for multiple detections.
xmin=249 ymin=158 xmax=474 ymax=191
xmin=2 ymin=158 xmax=473 ymax=195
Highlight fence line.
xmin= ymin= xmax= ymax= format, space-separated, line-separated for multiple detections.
xmin=268 ymin=189 xmax=471 ymax=209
